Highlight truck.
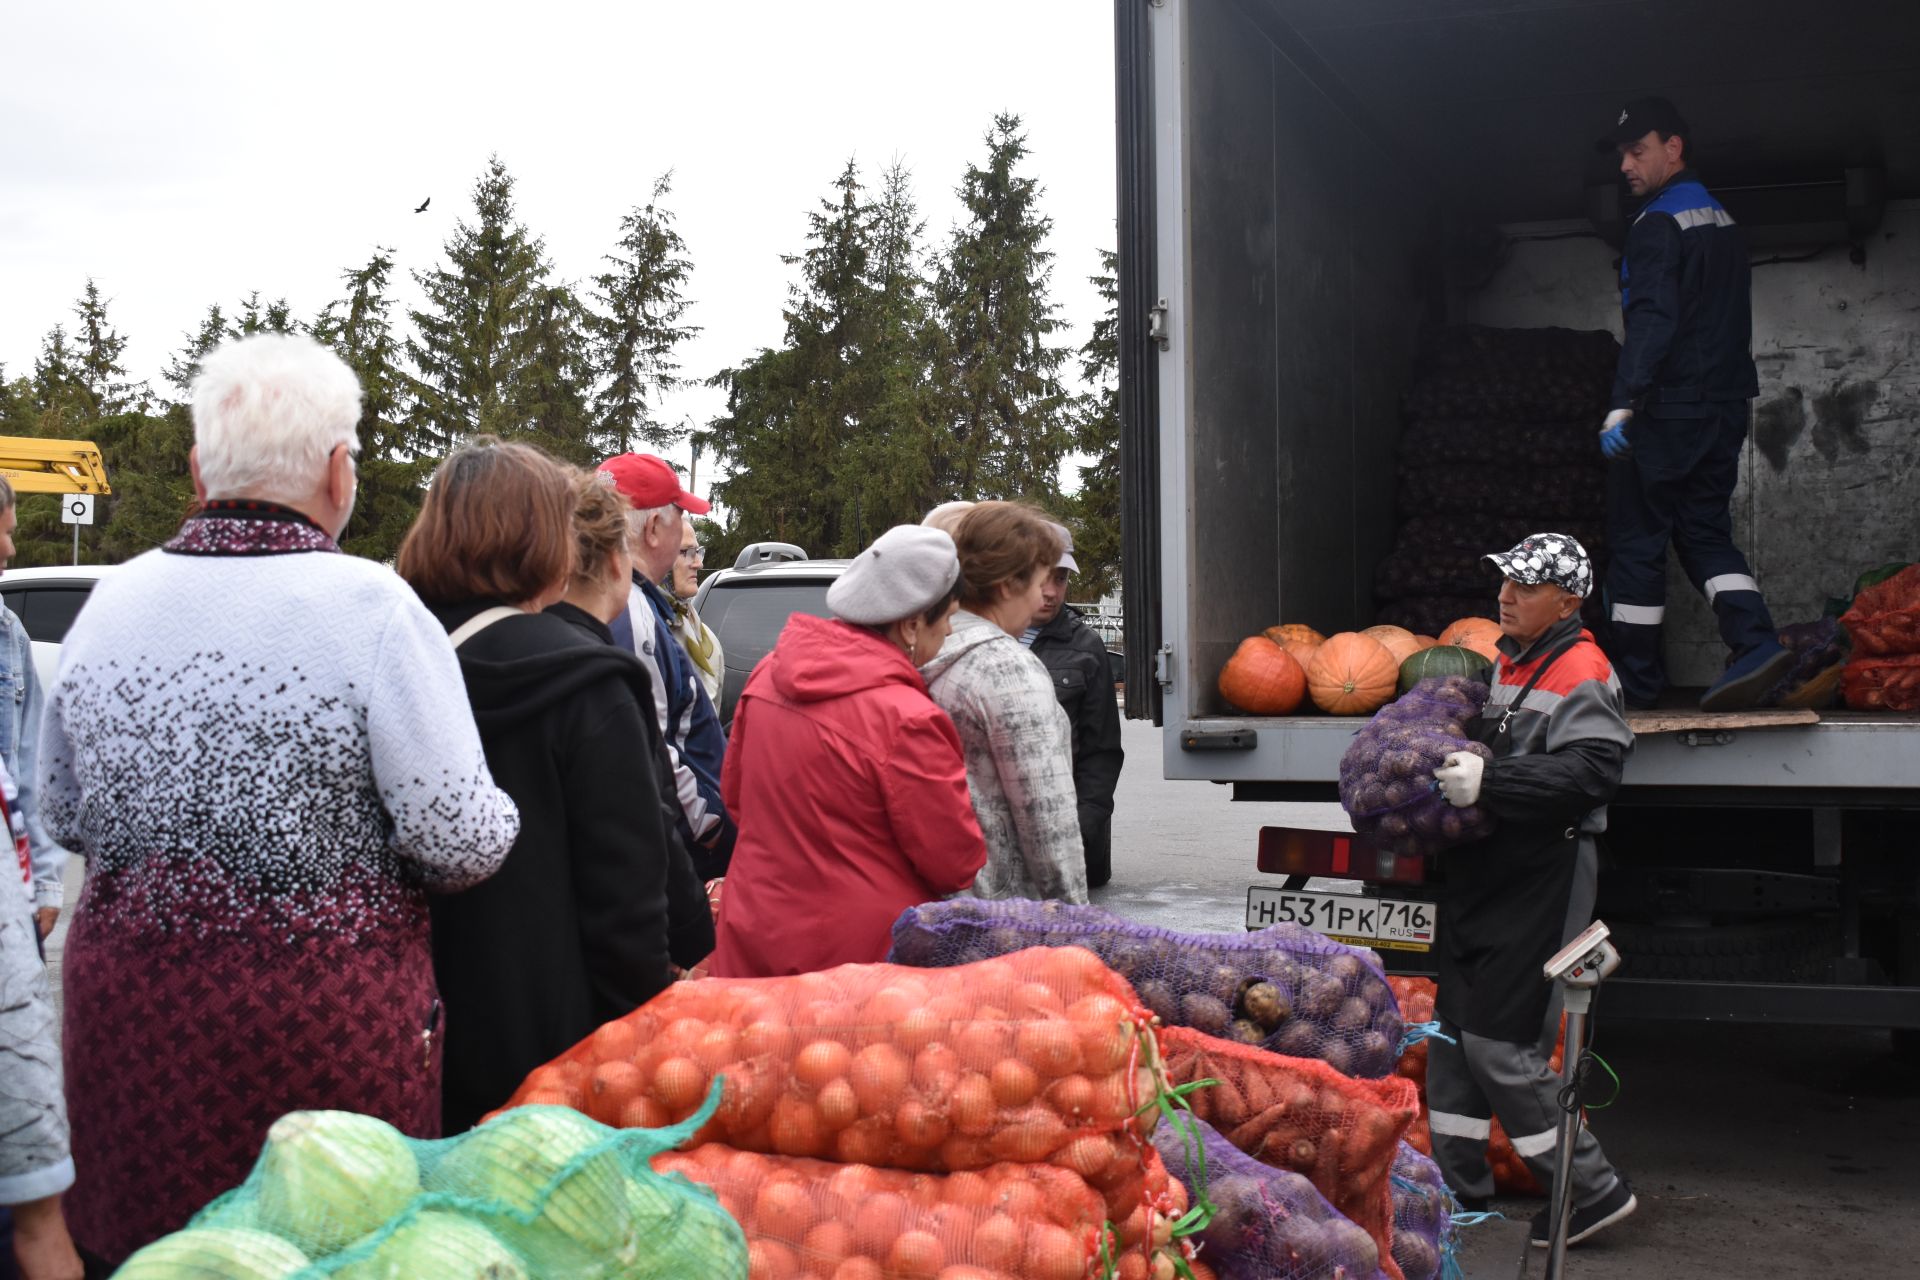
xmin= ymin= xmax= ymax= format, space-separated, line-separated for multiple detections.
xmin=1113 ymin=0 xmax=1920 ymax=1047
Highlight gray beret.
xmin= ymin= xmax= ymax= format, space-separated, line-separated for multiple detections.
xmin=827 ymin=525 xmax=961 ymax=626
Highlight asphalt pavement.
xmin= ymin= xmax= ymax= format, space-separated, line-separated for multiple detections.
xmin=1097 ymin=716 xmax=1920 ymax=1279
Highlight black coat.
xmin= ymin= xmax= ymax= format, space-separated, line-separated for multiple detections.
xmin=425 ymin=601 xmax=692 ymax=1133
xmin=1028 ymin=606 xmax=1124 ymax=884
xmin=547 ymin=602 xmax=717 ymax=973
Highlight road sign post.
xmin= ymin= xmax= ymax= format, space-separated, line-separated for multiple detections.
xmin=61 ymin=494 xmax=95 ymax=565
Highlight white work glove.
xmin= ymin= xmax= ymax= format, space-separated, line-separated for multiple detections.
xmin=1433 ymin=752 xmax=1485 ymax=808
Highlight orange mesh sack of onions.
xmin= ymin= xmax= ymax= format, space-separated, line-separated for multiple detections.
xmin=654 ymin=1144 xmax=1205 ymax=1280
xmin=493 ymin=948 xmax=1186 ymax=1246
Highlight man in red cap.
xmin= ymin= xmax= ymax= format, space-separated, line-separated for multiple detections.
xmin=597 ymin=453 xmax=734 ymax=878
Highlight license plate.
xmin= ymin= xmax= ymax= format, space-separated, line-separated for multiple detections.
xmin=1245 ymin=887 xmax=1437 ymax=952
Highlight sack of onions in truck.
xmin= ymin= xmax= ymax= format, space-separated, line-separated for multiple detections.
xmin=1152 ymin=1113 xmax=1388 ymax=1280
xmin=1396 ymin=417 xmax=1600 ymax=471
xmin=492 ymin=947 xmax=1180 ymax=1237
xmin=1158 ymin=1026 xmax=1420 ymax=1280
xmin=1397 ymin=465 xmax=1606 ymax=523
xmin=1759 ymin=617 xmax=1851 ymax=709
xmin=654 ymin=1144 xmax=1194 ymax=1280
xmin=117 ymin=1093 xmax=747 ymax=1279
xmin=888 ymin=899 xmax=1404 ymax=1078
xmin=1338 ymin=677 xmax=1497 ymax=860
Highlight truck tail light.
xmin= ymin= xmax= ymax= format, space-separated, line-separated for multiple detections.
xmin=1256 ymin=826 xmax=1427 ymax=884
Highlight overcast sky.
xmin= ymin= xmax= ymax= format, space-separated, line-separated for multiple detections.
xmin=1 ymin=0 xmax=1118 ymax=492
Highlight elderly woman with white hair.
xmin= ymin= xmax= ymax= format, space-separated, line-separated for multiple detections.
xmin=707 ymin=525 xmax=987 ymax=977
xmin=37 ymin=334 xmax=519 ymax=1267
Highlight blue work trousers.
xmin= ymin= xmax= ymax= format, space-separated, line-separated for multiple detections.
xmin=1603 ymin=401 xmax=1777 ymax=702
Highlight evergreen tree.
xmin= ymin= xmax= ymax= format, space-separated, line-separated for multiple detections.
xmin=29 ymin=327 xmax=82 ymax=419
xmin=510 ymin=282 xmax=598 ymax=466
xmin=235 ymin=292 xmax=300 ymax=336
xmin=1067 ymin=248 xmax=1122 ymax=599
xmin=591 ymin=173 xmax=699 ymax=454
xmin=313 ymin=250 xmax=426 ymax=560
xmin=163 ymin=304 xmax=234 ymax=395
xmin=931 ymin=114 xmax=1072 ymax=504
xmin=70 ymin=279 xmax=139 ymax=414
xmin=407 ymin=155 xmax=548 ymax=451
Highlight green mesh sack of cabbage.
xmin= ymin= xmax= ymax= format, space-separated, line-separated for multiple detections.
xmin=115 ymin=1082 xmax=746 ymax=1279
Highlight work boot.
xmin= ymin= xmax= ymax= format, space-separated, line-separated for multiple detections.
xmin=1699 ymin=641 xmax=1795 ymax=712
xmin=1530 ymin=1178 xmax=1637 ymax=1247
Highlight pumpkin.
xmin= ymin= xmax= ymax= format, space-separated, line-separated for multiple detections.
xmin=1218 ymin=637 xmax=1308 ymax=714
xmin=1263 ymin=623 xmax=1326 ymax=648
xmin=1397 ymin=644 xmax=1493 ymax=694
xmin=1306 ymin=632 xmax=1399 ymax=715
xmin=1279 ymin=637 xmax=1321 ymax=676
xmin=1361 ymin=624 xmax=1421 ymax=665
xmin=1414 ymin=635 xmax=1439 ymax=650
xmin=1438 ymin=616 xmax=1503 ymax=662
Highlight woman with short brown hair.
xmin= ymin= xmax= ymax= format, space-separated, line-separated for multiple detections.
xmin=921 ymin=501 xmax=1087 ymax=904
xmin=398 ymin=441 xmax=684 ymax=1132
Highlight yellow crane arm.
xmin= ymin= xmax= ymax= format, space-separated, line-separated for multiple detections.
xmin=0 ymin=437 xmax=112 ymax=495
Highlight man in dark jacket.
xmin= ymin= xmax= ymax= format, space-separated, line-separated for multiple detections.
xmin=1426 ymin=533 xmax=1636 ymax=1247
xmin=1595 ymin=97 xmax=1790 ymax=712
xmin=1023 ymin=523 xmax=1123 ymax=888
xmin=599 ymin=453 xmax=735 ymax=880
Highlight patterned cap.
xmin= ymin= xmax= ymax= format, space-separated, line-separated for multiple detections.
xmin=1484 ymin=532 xmax=1593 ymax=599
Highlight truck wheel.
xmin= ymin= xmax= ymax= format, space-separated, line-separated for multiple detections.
xmin=1606 ymin=918 xmax=1837 ymax=983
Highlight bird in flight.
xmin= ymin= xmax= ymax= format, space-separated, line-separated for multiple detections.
xmin=414 ymin=197 xmax=431 ymax=214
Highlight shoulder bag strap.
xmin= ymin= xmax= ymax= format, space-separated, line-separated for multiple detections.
xmin=1493 ymin=635 xmax=1584 ymax=737
xmin=447 ymin=606 xmax=525 ymax=651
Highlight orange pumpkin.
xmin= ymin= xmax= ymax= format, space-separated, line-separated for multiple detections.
xmin=1360 ymin=624 xmax=1421 ymax=665
xmin=1262 ymin=623 xmax=1326 ymax=648
xmin=1439 ymin=616 xmax=1503 ymax=662
xmin=1279 ymin=637 xmax=1321 ymax=679
xmin=1414 ymin=635 xmax=1439 ymax=650
xmin=1306 ymin=632 xmax=1399 ymax=715
xmin=1218 ymin=637 xmax=1307 ymax=714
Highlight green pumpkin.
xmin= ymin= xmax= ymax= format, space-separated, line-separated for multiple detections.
xmin=1852 ymin=563 xmax=1911 ymax=598
xmin=1397 ymin=645 xmax=1492 ymax=694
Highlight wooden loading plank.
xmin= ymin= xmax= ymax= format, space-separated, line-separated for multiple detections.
xmin=1626 ymin=708 xmax=1820 ymax=735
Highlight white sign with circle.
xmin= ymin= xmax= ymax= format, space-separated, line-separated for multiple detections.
xmin=61 ymin=495 xmax=95 ymax=525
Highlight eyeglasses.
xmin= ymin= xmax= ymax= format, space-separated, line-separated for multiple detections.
xmin=677 ymin=545 xmax=706 ymax=562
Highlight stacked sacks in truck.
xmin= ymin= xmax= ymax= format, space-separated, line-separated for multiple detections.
xmin=1841 ymin=565 xmax=1920 ymax=711
xmin=1374 ymin=326 xmax=1618 ymax=639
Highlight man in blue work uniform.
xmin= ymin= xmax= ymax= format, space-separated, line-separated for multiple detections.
xmin=1595 ymin=98 xmax=1791 ymax=711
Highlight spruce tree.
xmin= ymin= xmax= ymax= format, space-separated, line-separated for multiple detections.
xmin=235 ymin=292 xmax=300 ymax=336
xmin=591 ymin=173 xmax=699 ymax=454
xmin=163 ymin=304 xmax=234 ymax=395
xmin=313 ymin=250 xmax=426 ymax=560
xmin=932 ymin=114 xmax=1072 ymax=504
xmin=407 ymin=155 xmax=548 ymax=451
xmin=511 ymin=282 xmax=598 ymax=466
xmin=1068 ymin=249 xmax=1122 ymax=599
xmin=70 ymin=279 xmax=139 ymax=414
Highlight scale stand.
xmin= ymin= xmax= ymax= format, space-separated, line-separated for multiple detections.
xmin=1540 ymin=920 xmax=1622 ymax=1280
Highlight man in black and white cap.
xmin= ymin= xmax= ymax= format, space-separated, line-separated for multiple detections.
xmin=1024 ymin=522 xmax=1124 ymax=889
xmin=1593 ymin=96 xmax=1789 ymax=711
xmin=1425 ymin=533 xmax=1638 ymax=1247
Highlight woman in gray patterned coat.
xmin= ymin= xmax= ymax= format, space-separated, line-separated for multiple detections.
xmin=922 ymin=503 xmax=1087 ymax=904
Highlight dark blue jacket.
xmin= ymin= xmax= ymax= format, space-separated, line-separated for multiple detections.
xmin=1611 ymin=171 xmax=1759 ymax=417
xmin=611 ymin=575 xmax=732 ymax=877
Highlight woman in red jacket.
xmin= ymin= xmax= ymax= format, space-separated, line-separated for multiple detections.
xmin=709 ymin=526 xmax=987 ymax=976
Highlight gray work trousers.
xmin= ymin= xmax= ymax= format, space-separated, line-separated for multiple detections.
xmin=1427 ymin=836 xmax=1622 ymax=1206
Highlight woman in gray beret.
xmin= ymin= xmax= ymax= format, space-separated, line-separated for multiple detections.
xmin=708 ymin=525 xmax=989 ymax=975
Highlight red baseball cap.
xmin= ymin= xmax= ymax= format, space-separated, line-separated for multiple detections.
xmin=597 ymin=453 xmax=710 ymax=515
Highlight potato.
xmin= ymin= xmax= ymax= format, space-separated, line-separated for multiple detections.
xmin=1332 ymin=997 xmax=1372 ymax=1032
xmin=1225 ymin=1018 xmax=1265 ymax=1046
xmin=1236 ymin=980 xmax=1290 ymax=1031
xmin=1180 ymin=993 xmax=1232 ymax=1036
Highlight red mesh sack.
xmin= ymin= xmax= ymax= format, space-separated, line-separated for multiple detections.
xmin=654 ymin=1145 xmax=1172 ymax=1280
xmin=1841 ymin=565 xmax=1920 ymax=656
xmin=1159 ymin=1026 xmax=1419 ymax=1280
xmin=495 ymin=950 xmax=1176 ymax=1239
xmin=1843 ymin=655 xmax=1920 ymax=711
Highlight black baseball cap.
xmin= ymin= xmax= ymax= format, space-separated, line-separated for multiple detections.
xmin=1595 ymin=96 xmax=1688 ymax=153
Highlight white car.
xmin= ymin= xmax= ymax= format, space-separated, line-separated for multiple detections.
xmin=0 ymin=565 xmax=110 ymax=689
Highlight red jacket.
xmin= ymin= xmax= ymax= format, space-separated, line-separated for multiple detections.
xmin=708 ymin=614 xmax=986 ymax=977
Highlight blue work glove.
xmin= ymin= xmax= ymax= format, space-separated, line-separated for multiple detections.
xmin=1598 ymin=409 xmax=1632 ymax=460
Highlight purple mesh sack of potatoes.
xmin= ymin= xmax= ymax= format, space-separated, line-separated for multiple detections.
xmin=1388 ymin=1140 xmax=1458 ymax=1280
xmin=1338 ymin=677 xmax=1496 ymax=859
xmin=888 ymin=899 xmax=1402 ymax=1078
xmin=1153 ymin=1113 xmax=1386 ymax=1280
